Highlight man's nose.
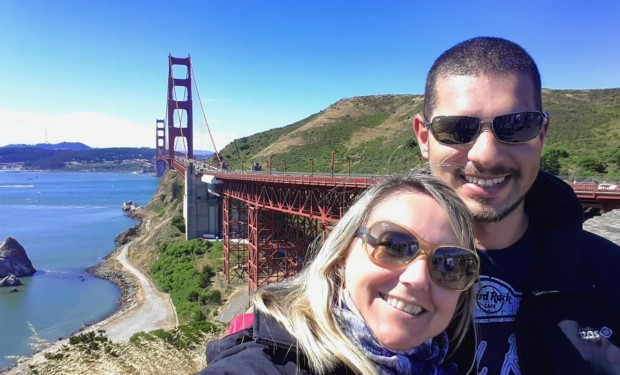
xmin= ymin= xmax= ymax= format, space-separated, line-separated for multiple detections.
xmin=467 ymin=122 xmax=504 ymax=167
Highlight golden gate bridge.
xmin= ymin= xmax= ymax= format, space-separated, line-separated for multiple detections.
xmin=155 ymin=55 xmax=620 ymax=295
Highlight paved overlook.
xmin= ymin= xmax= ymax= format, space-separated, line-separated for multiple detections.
xmin=583 ymin=209 xmax=620 ymax=246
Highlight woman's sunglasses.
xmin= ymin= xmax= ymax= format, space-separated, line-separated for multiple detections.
xmin=356 ymin=220 xmax=479 ymax=291
xmin=425 ymin=111 xmax=548 ymax=145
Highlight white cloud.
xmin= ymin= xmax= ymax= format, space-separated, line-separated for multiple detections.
xmin=193 ymin=128 xmax=237 ymax=153
xmin=0 ymin=108 xmax=244 ymax=153
xmin=0 ymin=109 xmax=155 ymax=148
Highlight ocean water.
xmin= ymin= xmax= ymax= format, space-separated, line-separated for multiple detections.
xmin=0 ymin=171 xmax=159 ymax=371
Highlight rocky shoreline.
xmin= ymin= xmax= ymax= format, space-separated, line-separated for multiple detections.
xmin=85 ymin=251 xmax=139 ymax=320
xmin=84 ymin=210 xmax=148 ymax=321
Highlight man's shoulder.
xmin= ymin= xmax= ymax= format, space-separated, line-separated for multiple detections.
xmin=579 ymin=230 xmax=620 ymax=311
xmin=581 ymin=230 xmax=620 ymax=276
xmin=526 ymin=172 xmax=584 ymax=226
xmin=582 ymin=229 xmax=620 ymax=249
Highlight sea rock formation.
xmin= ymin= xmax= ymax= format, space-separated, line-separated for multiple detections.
xmin=0 ymin=237 xmax=36 ymax=278
xmin=0 ymin=274 xmax=23 ymax=287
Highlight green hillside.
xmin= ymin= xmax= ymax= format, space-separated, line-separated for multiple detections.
xmin=541 ymin=89 xmax=620 ymax=178
xmin=216 ymin=95 xmax=424 ymax=175
xmin=213 ymin=89 xmax=620 ymax=179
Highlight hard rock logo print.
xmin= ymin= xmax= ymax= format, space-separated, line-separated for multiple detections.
xmin=474 ymin=276 xmax=521 ymax=323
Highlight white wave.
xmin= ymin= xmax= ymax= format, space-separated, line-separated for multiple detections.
xmin=0 ymin=184 xmax=34 ymax=188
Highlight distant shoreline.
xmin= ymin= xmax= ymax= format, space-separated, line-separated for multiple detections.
xmin=0 ymin=168 xmax=154 ymax=174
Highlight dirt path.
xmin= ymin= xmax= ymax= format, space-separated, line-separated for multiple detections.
xmin=94 ymin=242 xmax=178 ymax=341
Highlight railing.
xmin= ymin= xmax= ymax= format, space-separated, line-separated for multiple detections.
xmin=168 ymin=156 xmax=620 ymax=196
xmin=570 ymin=182 xmax=620 ymax=194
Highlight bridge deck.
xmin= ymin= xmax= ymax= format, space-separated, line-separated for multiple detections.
xmin=210 ymin=171 xmax=381 ymax=188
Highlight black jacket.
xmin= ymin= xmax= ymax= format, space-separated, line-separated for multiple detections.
xmin=450 ymin=171 xmax=620 ymax=374
xmin=197 ymin=310 xmax=352 ymax=375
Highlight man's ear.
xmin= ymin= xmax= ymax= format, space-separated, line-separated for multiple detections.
xmin=413 ymin=114 xmax=430 ymax=159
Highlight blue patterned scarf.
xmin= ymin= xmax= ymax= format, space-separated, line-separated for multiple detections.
xmin=333 ymin=291 xmax=456 ymax=375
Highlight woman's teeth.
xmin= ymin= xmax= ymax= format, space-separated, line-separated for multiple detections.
xmin=385 ymin=296 xmax=424 ymax=316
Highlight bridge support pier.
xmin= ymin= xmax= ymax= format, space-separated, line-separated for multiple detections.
xmin=184 ymin=163 xmax=222 ymax=240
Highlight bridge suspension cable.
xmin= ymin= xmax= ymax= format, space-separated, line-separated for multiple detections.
xmin=190 ymin=57 xmax=222 ymax=164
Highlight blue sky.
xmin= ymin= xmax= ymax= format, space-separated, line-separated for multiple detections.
xmin=1 ymin=1 xmax=619 ymax=151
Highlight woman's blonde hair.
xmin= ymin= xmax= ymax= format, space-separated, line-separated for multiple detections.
xmin=253 ymin=172 xmax=476 ymax=375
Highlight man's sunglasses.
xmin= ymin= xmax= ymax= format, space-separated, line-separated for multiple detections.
xmin=356 ymin=220 xmax=479 ymax=291
xmin=425 ymin=111 xmax=548 ymax=145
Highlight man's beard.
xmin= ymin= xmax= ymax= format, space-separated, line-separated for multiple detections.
xmin=471 ymin=193 xmax=526 ymax=223
xmin=454 ymin=164 xmax=525 ymax=223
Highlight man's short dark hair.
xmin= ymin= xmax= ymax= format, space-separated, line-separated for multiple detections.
xmin=423 ymin=36 xmax=542 ymax=119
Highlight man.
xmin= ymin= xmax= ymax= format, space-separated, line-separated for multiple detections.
xmin=413 ymin=36 xmax=620 ymax=374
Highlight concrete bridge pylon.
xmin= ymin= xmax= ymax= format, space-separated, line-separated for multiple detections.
xmin=184 ymin=163 xmax=222 ymax=241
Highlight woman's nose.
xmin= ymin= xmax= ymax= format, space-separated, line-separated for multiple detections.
xmin=399 ymin=256 xmax=431 ymax=291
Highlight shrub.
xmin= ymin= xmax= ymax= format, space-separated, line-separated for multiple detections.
xmin=129 ymin=321 xmax=220 ymax=350
xmin=171 ymin=214 xmax=185 ymax=233
xmin=201 ymin=289 xmax=222 ymax=305
xmin=578 ymin=157 xmax=607 ymax=174
xmin=171 ymin=180 xmax=183 ymax=199
xmin=150 ymin=240 xmax=224 ymax=323
xmin=541 ymin=147 xmax=569 ymax=175
xmin=188 ymin=290 xmax=200 ymax=302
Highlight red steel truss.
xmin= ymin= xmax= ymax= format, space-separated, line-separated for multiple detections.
xmin=223 ymin=196 xmax=248 ymax=282
xmin=218 ymin=174 xmax=377 ymax=222
xmin=218 ymin=173 xmax=381 ymax=294
xmin=174 ymin=165 xmax=620 ymax=300
xmin=246 ymin=209 xmax=321 ymax=291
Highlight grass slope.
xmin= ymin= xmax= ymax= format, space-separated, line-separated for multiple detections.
xmin=212 ymin=89 xmax=620 ymax=179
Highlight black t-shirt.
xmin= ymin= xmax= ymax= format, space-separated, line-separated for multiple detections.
xmin=473 ymin=225 xmax=539 ymax=375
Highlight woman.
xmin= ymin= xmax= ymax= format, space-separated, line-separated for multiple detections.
xmin=198 ymin=173 xmax=479 ymax=375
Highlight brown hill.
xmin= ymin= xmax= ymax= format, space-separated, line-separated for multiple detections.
xmin=215 ymin=89 xmax=620 ymax=178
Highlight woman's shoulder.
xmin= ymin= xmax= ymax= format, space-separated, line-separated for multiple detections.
xmin=198 ymin=311 xmax=309 ymax=375
xmin=205 ymin=326 xmax=254 ymax=364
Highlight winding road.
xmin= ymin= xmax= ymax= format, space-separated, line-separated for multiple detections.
xmin=94 ymin=243 xmax=178 ymax=341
